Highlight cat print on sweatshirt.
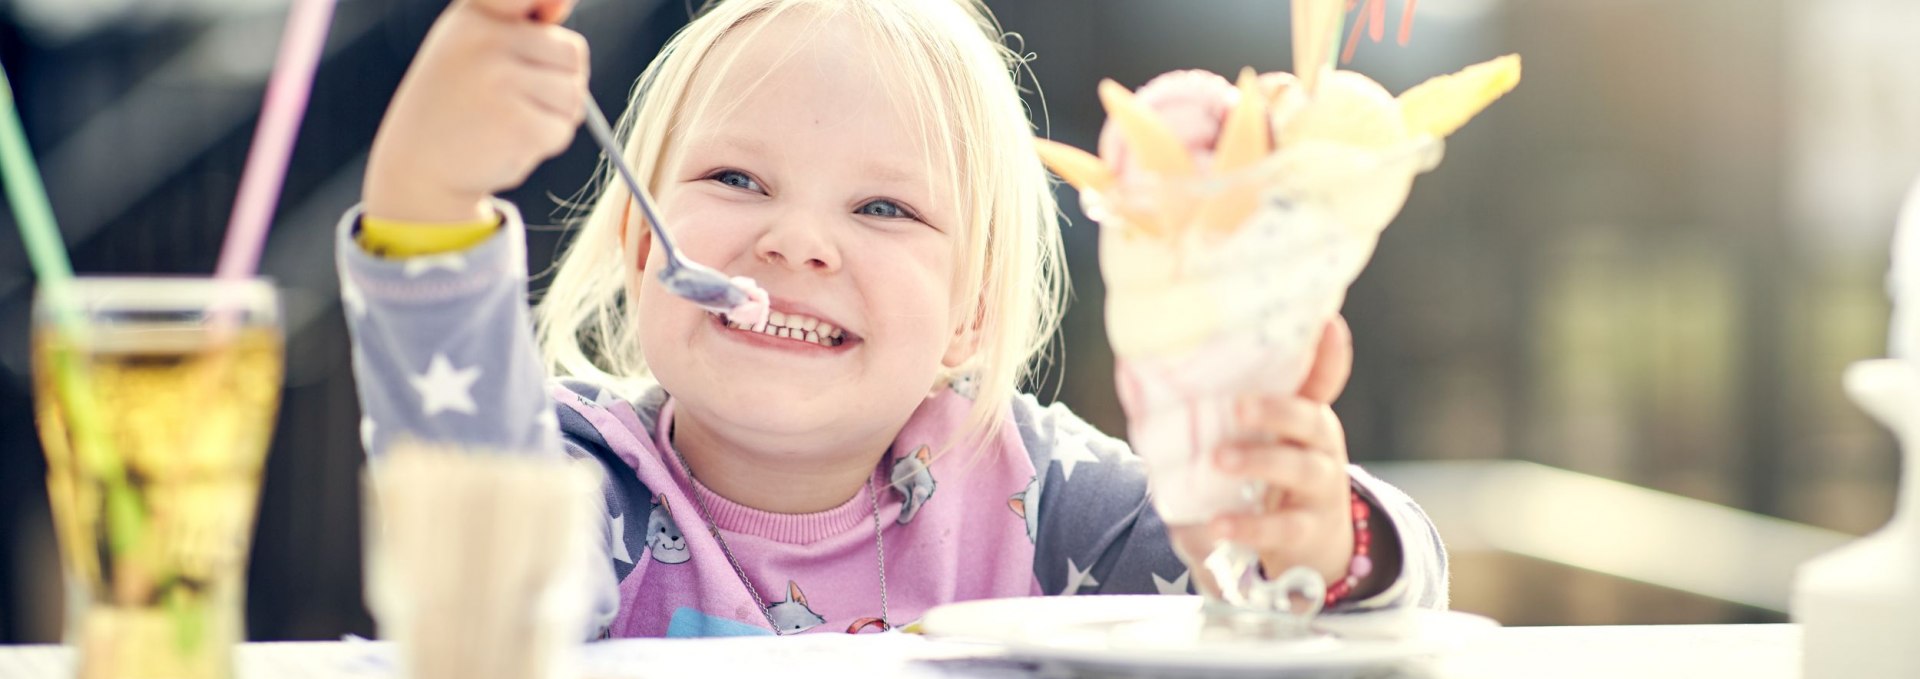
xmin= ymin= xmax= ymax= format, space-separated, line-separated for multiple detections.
xmin=767 ymin=580 xmax=826 ymax=634
xmin=946 ymin=371 xmax=979 ymax=400
xmin=645 ymin=495 xmax=691 ymax=565
xmin=1008 ymin=474 xmax=1040 ymax=543
xmin=890 ymin=445 xmax=937 ymax=525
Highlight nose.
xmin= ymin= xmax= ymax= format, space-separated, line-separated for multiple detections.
xmin=752 ymin=209 xmax=841 ymax=273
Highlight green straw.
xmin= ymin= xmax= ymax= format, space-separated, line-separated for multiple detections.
xmin=1 ymin=65 xmax=145 ymax=557
xmin=1 ymin=67 xmax=74 ymax=301
xmin=1327 ymin=2 xmax=1346 ymax=69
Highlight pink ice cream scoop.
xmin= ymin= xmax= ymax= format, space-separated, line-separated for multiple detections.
xmin=1097 ymin=69 xmax=1239 ymax=184
xmin=727 ymin=276 xmax=770 ymax=331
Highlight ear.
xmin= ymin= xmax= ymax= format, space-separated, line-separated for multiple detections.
xmin=616 ymin=197 xmax=653 ymax=273
xmin=940 ymin=302 xmax=984 ymax=370
xmin=1008 ymin=497 xmax=1026 ymax=517
xmin=788 ymin=580 xmax=807 ymax=606
xmin=914 ymin=445 xmax=931 ymax=464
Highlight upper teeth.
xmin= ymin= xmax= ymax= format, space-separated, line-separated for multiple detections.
xmin=720 ymin=311 xmax=845 ymax=347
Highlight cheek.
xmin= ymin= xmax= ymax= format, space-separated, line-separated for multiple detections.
xmin=632 ymin=271 xmax=685 ymax=359
xmin=657 ymin=193 xmax=760 ymax=265
xmin=861 ymin=240 xmax=959 ymax=352
xmin=633 ymin=194 xmax=752 ymax=357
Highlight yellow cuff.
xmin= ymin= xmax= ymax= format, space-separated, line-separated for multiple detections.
xmin=358 ymin=213 xmax=501 ymax=258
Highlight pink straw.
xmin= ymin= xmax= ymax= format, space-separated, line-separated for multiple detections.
xmin=216 ymin=0 xmax=340 ymax=281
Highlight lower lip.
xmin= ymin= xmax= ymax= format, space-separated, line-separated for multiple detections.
xmin=710 ymin=314 xmax=855 ymax=355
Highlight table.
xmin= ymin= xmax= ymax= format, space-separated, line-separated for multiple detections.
xmin=0 ymin=624 xmax=1799 ymax=678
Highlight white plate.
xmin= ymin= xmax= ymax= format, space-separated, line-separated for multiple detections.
xmin=920 ymin=595 xmax=1496 ymax=675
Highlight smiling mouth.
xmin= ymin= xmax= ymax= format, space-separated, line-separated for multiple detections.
xmin=715 ymin=311 xmax=849 ymax=348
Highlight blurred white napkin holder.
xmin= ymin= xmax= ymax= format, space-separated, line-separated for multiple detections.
xmin=363 ymin=444 xmax=598 ymax=679
xmin=1794 ymin=175 xmax=1920 ymax=679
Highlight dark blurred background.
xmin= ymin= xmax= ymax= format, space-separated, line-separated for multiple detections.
xmin=5 ymin=0 xmax=1919 ymax=642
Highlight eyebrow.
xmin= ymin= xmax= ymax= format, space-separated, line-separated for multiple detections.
xmin=861 ymin=161 xmax=926 ymax=187
xmin=693 ymin=133 xmax=931 ymax=187
xmin=693 ymin=133 xmax=770 ymax=157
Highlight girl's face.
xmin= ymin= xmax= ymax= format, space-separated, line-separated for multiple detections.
xmin=636 ymin=10 xmax=969 ymax=455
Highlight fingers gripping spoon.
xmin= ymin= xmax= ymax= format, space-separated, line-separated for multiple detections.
xmin=580 ymin=93 xmax=771 ymax=329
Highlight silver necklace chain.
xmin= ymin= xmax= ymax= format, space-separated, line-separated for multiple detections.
xmin=671 ymin=449 xmax=889 ymax=634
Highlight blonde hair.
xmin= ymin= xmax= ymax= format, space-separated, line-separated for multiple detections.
xmin=534 ymin=0 xmax=1065 ymax=449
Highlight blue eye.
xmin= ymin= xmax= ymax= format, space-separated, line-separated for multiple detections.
xmin=709 ymin=170 xmax=763 ymax=192
xmin=856 ymin=199 xmax=915 ymax=220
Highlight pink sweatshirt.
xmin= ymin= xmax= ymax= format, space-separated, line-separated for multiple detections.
xmin=337 ymin=202 xmax=1450 ymax=637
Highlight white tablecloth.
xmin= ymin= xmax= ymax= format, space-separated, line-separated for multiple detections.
xmin=0 ymin=624 xmax=1799 ymax=679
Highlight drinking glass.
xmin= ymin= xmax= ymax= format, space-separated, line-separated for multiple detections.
xmin=32 ymin=277 xmax=283 ymax=679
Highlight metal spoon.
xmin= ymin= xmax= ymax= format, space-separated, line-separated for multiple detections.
xmin=580 ymin=93 xmax=751 ymax=314
xmin=1203 ymin=541 xmax=1325 ymax=638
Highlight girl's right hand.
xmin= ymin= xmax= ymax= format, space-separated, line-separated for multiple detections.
xmin=364 ymin=0 xmax=588 ymax=224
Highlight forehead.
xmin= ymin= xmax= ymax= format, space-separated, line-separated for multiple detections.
xmin=679 ymin=8 xmax=957 ymax=177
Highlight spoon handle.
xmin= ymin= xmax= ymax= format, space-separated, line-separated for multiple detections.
xmin=581 ymin=92 xmax=684 ymax=269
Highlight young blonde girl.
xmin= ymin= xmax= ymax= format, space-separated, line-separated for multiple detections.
xmin=341 ymin=0 xmax=1446 ymax=637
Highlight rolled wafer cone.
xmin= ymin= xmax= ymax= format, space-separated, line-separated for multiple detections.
xmin=1292 ymin=0 xmax=1345 ymax=93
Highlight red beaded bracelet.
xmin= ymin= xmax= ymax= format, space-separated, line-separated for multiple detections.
xmin=1323 ymin=490 xmax=1374 ymax=606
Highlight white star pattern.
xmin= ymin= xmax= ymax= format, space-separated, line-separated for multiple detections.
xmin=359 ymin=417 xmax=376 ymax=451
xmin=609 ymin=513 xmax=633 ymax=564
xmin=403 ymin=252 xmax=468 ymax=278
xmin=1051 ymin=430 xmax=1101 ymax=482
xmin=1062 ymin=558 xmax=1100 ymax=596
xmin=535 ymin=406 xmax=559 ymax=437
xmin=1152 ymin=570 xmax=1192 ymax=596
xmin=408 ymin=353 xmax=482 ymax=416
xmin=340 ymin=275 xmax=366 ymax=318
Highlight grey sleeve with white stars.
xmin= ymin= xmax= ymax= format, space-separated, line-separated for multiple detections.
xmin=336 ymin=201 xmax=623 ymax=634
xmin=1015 ymin=394 xmax=1448 ymax=610
xmin=1013 ymin=395 xmax=1192 ymax=597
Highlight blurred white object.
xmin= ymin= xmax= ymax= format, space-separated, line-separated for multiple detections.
xmin=1793 ymin=173 xmax=1920 ymax=679
xmin=1372 ymin=459 xmax=1849 ymax=612
xmin=1889 ymin=174 xmax=1920 ymax=362
xmin=363 ymin=445 xmax=598 ymax=679
xmin=920 ymin=595 xmax=1495 ymax=675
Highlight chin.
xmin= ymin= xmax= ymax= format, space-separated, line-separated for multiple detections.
xmin=680 ymin=374 xmax=933 ymax=454
xmin=689 ymin=380 xmax=846 ymax=434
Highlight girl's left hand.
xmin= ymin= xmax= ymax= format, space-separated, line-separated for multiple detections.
xmin=1205 ymin=315 xmax=1387 ymax=596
